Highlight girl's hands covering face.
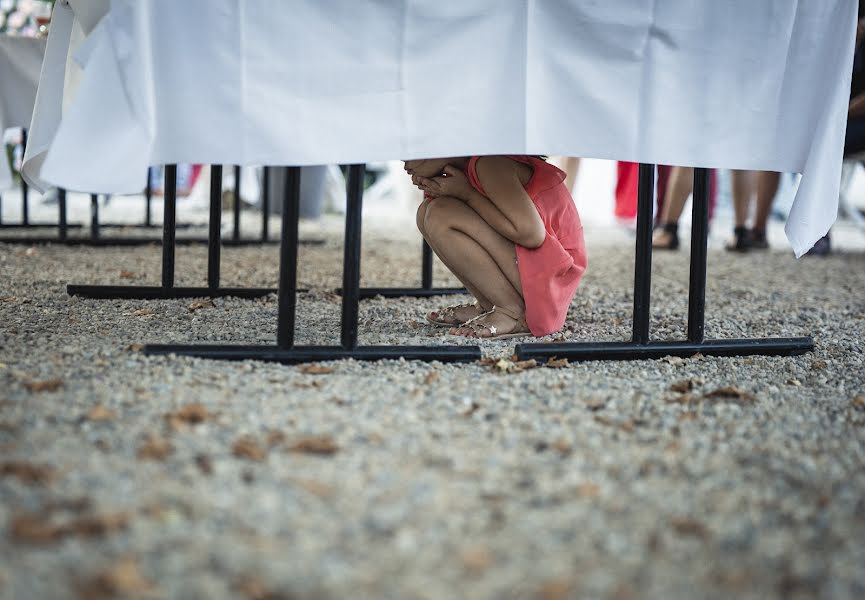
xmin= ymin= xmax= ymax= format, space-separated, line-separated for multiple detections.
xmin=413 ymin=165 xmax=473 ymax=200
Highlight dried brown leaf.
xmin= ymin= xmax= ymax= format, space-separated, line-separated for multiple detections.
xmin=462 ymin=401 xmax=481 ymax=417
xmin=233 ymin=437 xmax=266 ymax=461
xmin=265 ymin=430 xmax=287 ymax=447
xmin=662 ymin=355 xmax=685 ymax=366
xmin=118 ymin=270 xmax=136 ymax=279
xmin=287 ymin=435 xmax=338 ymax=456
xmin=670 ymin=517 xmax=709 ymax=538
xmin=165 ymin=403 xmax=209 ymax=428
xmin=0 ymin=461 xmax=55 ymax=485
xmin=424 ymin=371 xmax=440 ymax=385
xmin=545 ymin=356 xmax=569 ymax=368
xmin=130 ymin=308 xmax=155 ymax=317
xmin=23 ymin=378 xmax=63 ymax=393
xmin=703 ymin=386 xmax=756 ymax=403
xmin=538 ymin=579 xmax=575 ymax=600
xmin=195 ymin=454 xmax=213 ymax=475
xmin=851 ymin=394 xmax=865 ymax=411
xmin=137 ymin=434 xmax=173 ymax=461
xmin=126 ymin=343 xmax=144 ymax=352
xmin=461 ymin=545 xmax=494 ymax=574
xmin=552 ymin=439 xmax=572 ymax=455
xmin=670 ymin=379 xmax=695 ymax=393
xmin=584 ymin=398 xmax=606 ymax=411
xmin=575 ymin=482 xmax=600 ymax=497
xmin=665 ymin=392 xmax=698 ymax=405
xmin=80 ymin=557 xmax=154 ymax=599
xmin=87 ymin=405 xmax=117 ymax=421
xmin=594 ymin=415 xmax=635 ymax=432
xmin=11 ymin=509 xmax=129 ymax=545
xmin=188 ymin=299 xmax=215 ymax=312
xmin=300 ymin=364 xmax=334 ymax=375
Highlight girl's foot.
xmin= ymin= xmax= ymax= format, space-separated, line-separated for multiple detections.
xmin=748 ymin=228 xmax=769 ymax=250
xmin=450 ymin=306 xmax=531 ymax=340
xmin=426 ymin=302 xmax=486 ymax=327
xmin=652 ymin=223 xmax=679 ymax=250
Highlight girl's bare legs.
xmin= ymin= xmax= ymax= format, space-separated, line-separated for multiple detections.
xmin=422 ymin=196 xmax=528 ymax=336
xmin=562 ymin=157 xmax=580 ymax=195
xmin=416 ymin=200 xmax=490 ymax=323
xmin=652 ymin=166 xmax=693 ymax=249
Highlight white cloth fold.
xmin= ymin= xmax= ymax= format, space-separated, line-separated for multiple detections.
xmin=32 ymin=0 xmax=858 ymax=255
xmin=0 ymin=35 xmax=45 ymax=190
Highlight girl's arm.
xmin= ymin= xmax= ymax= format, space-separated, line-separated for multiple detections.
xmin=415 ymin=158 xmax=546 ymax=248
xmin=468 ymin=157 xmax=546 ymax=248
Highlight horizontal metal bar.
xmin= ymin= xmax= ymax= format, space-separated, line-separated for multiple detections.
xmin=515 ymin=337 xmax=814 ymax=361
xmin=0 ymin=223 xmax=84 ymax=229
xmin=66 ymin=285 xmax=278 ymax=299
xmin=142 ymin=343 xmax=482 ymax=364
xmin=0 ymin=237 xmax=304 ymax=246
xmin=337 ymin=287 xmax=466 ymax=299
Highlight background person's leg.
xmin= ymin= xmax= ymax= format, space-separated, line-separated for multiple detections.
xmin=726 ymin=169 xmax=754 ymax=251
xmin=652 ymin=166 xmax=693 ymax=249
xmin=752 ymin=170 xmax=780 ymax=248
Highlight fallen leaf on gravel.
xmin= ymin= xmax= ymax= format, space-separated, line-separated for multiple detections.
xmin=477 ymin=357 xmax=496 ymax=366
xmin=662 ymin=355 xmax=685 ymax=366
xmin=0 ymin=296 xmax=17 ymax=302
xmin=195 ymin=454 xmax=213 ymax=475
xmin=130 ymin=308 xmax=155 ymax=317
xmin=10 ymin=508 xmax=129 ymax=544
xmin=188 ymin=299 xmax=215 ymax=312
xmin=670 ymin=517 xmax=709 ymax=539
xmin=665 ymin=393 xmax=698 ymax=405
xmin=584 ymin=398 xmax=606 ymax=411
xmin=811 ymin=359 xmax=828 ymax=370
xmin=493 ymin=358 xmax=537 ymax=373
xmin=670 ymin=379 xmax=695 ymax=393
xmin=851 ymin=394 xmax=865 ymax=410
xmin=165 ymin=403 xmax=209 ymax=429
xmin=552 ymin=439 xmax=572 ymax=455
xmin=462 ymin=401 xmax=481 ymax=417
xmin=461 ymin=545 xmax=494 ymax=574
xmin=691 ymin=352 xmax=704 ymax=360
xmin=266 ymin=430 xmax=287 ymax=447
xmin=424 ymin=371 xmax=440 ymax=384
xmin=575 ymin=482 xmax=600 ymax=497
xmin=233 ymin=437 xmax=266 ymax=461
xmin=126 ymin=343 xmax=144 ymax=352
xmin=538 ymin=579 xmax=575 ymax=600
xmin=545 ymin=357 xmax=569 ymax=368
xmin=290 ymin=478 xmax=335 ymax=498
xmin=79 ymin=557 xmax=154 ymax=599
xmin=0 ymin=461 xmax=55 ymax=485
xmin=787 ymin=378 xmax=802 ymax=387
xmin=87 ymin=405 xmax=116 ymax=421
xmin=300 ymin=364 xmax=334 ymax=375
xmin=703 ymin=386 xmax=756 ymax=403
xmin=118 ymin=270 xmax=136 ymax=279
xmin=137 ymin=434 xmax=173 ymax=461
xmin=23 ymin=378 xmax=63 ymax=392
xmin=594 ymin=415 xmax=635 ymax=432
xmin=288 ymin=435 xmax=338 ymax=456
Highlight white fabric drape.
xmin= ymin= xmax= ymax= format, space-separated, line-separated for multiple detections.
xmin=0 ymin=35 xmax=45 ymax=190
xmin=30 ymin=0 xmax=860 ymax=256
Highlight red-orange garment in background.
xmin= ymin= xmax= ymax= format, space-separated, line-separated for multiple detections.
xmin=614 ymin=162 xmax=716 ymax=222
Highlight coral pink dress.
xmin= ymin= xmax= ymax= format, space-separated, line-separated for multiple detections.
xmin=465 ymin=156 xmax=587 ymax=336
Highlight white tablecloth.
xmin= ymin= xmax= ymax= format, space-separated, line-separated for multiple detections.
xmin=32 ymin=0 xmax=858 ymax=256
xmin=0 ymin=35 xmax=45 ymax=190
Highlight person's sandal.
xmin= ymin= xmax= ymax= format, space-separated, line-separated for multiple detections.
xmin=652 ymin=223 xmax=679 ymax=250
xmin=426 ymin=303 xmax=484 ymax=327
xmin=452 ymin=305 xmax=531 ymax=340
xmin=748 ymin=229 xmax=769 ymax=250
xmin=725 ymin=226 xmax=750 ymax=252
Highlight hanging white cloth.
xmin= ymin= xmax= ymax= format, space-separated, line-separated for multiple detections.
xmin=29 ymin=0 xmax=859 ymax=256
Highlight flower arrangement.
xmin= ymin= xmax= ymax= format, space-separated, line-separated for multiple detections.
xmin=0 ymin=0 xmax=53 ymax=36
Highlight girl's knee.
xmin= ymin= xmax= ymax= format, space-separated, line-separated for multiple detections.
xmin=423 ymin=196 xmax=462 ymax=234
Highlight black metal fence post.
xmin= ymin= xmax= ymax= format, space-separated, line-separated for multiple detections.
xmin=161 ymin=165 xmax=177 ymax=288
xmin=687 ymin=168 xmax=710 ymax=343
xmin=208 ymin=166 xmax=223 ymax=290
xmin=341 ymin=164 xmax=365 ymax=349
xmin=233 ymin=165 xmax=241 ymax=241
xmin=90 ymin=194 xmax=100 ymax=240
xmin=631 ymin=163 xmax=655 ymax=344
xmin=144 ymin=168 xmax=153 ymax=227
xmin=20 ymin=128 xmax=29 ymax=226
xmin=261 ymin=166 xmax=270 ymax=241
xmin=277 ymin=167 xmax=301 ymax=349
xmin=58 ymin=188 xmax=67 ymax=241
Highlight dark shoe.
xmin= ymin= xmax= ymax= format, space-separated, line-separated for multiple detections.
xmin=748 ymin=228 xmax=769 ymax=250
xmin=652 ymin=223 xmax=679 ymax=250
xmin=725 ymin=226 xmax=750 ymax=252
xmin=805 ymin=234 xmax=831 ymax=257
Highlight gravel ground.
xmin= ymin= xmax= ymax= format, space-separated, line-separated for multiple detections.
xmin=1 ymin=217 xmax=864 ymax=599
